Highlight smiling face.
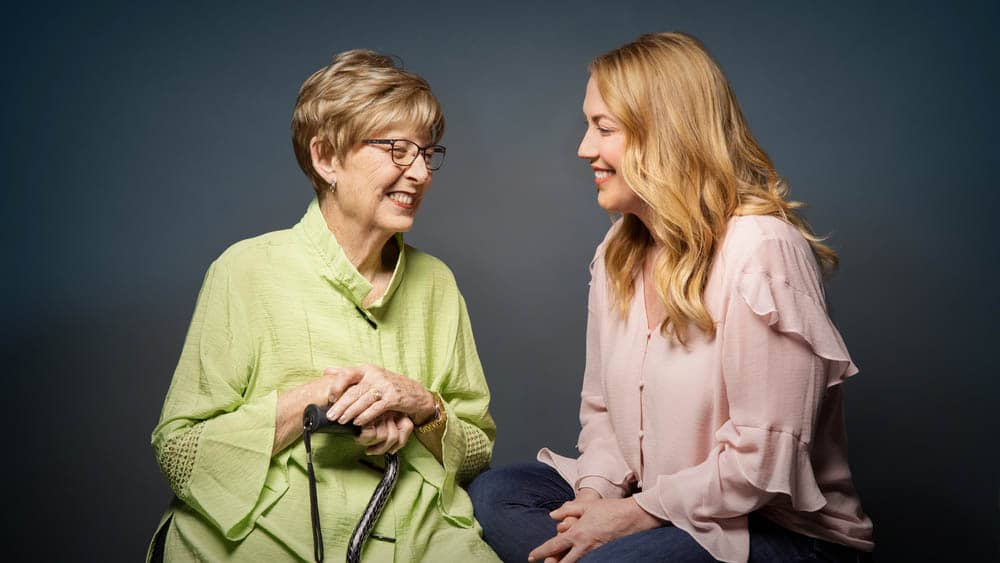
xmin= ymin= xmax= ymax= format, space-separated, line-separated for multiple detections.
xmin=577 ymin=77 xmax=646 ymax=216
xmin=325 ymin=126 xmax=433 ymax=236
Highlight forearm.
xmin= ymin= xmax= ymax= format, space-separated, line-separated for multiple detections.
xmin=272 ymin=379 xmax=327 ymax=455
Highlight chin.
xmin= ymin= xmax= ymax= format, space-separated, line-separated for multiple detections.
xmin=378 ymin=216 xmax=416 ymax=234
xmin=596 ymin=192 xmax=619 ymax=213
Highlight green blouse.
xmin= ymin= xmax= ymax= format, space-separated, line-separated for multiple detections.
xmin=149 ymin=199 xmax=499 ymax=562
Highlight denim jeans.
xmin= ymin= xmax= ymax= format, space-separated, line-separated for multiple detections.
xmin=468 ymin=462 xmax=871 ymax=562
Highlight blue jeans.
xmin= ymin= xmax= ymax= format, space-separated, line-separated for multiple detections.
xmin=468 ymin=462 xmax=872 ymax=562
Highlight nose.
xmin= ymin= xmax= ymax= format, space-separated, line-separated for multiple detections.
xmin=404 ymin=153 xmax=431 ymax=184
xmin=577 ymin=127 xmax=597 ymax=161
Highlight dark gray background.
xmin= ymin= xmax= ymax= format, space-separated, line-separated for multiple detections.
xmin=3 ymin=1 xmax=997 ymax=561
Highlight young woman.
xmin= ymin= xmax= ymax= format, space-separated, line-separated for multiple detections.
xmin=470 ymin=32 xmax=874 ymax=563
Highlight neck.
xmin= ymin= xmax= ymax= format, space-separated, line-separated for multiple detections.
xmin=627 ymin=208 xmax=662 ymax=250
xmin=319 ymin=198 xmax=395 ymax=281
xmin=627 ymin=201 xmax=654 ymax=232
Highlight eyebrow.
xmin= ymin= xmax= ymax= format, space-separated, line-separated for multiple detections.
xmin=584 ymin=112 xmax=615 ymax=123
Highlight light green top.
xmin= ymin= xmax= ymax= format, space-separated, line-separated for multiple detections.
xmin=149 ymin=199 xmax=499 ymax=562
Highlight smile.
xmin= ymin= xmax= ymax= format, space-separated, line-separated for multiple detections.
xmin=594 ymin=169 xmax=616 ymax=185
xmin=387 ymin=192 xmax=418 ymax=209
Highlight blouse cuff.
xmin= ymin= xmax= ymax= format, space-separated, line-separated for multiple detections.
xmin=536 ymin=448 xmax=633 ymax=500
xmin=576 ymin=476 xmax=628 ymax=499
xmin=181 ymin=390 xmax=281 ymax=541
xmin=631 ymin=422 xmax=829 ymax=563
xmin=407 ymin=395 xmax=494 ymax=529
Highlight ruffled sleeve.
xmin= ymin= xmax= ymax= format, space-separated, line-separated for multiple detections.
xmin=632 ymin=236 xmax=859 ymax=563
xmin=406 ymin=291 xmax=497 ymax=528
xmin=538 ymin=235 xmax=634 ymax=499
xmin=438 ymin=293 xmax=497 ymax=520
xmin=150 ymin=258 xmax=282 ymax=542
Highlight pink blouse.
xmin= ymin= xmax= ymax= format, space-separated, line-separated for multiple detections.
xmin=538 ymin=215 xmax=874 ymax=563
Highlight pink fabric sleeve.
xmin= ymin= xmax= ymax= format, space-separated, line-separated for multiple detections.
xmin=538 ymin=243 xmax=634 ymax=499
xmin=632 ymin=237 xmax=859 ymax=563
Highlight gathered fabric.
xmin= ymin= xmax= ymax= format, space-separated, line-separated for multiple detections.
xmin=538 ymin=215 xmax=873 ymax=563
xmin=149 ymin=198 xmax=499 ymax=562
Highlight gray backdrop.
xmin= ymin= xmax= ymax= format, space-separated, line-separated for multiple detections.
xmin=3 ymin=1 xmax=997 ymax=561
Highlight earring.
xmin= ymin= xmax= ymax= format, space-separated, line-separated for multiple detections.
xmin=328 ymin=178 xmax=337 ymax=193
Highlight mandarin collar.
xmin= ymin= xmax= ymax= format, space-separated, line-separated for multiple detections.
xmin=294 ymin=198 xmax=406 ymax=314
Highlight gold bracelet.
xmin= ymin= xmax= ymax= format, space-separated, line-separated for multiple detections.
xmin=416 ymin=394 xmax=446 ymax=434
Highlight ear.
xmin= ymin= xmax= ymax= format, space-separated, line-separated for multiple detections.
xmin=309 ymin=136 xmax=340 ymax=183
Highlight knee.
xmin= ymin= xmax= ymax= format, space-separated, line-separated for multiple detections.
xmin=468 ymin=464 xmax=520 ymax=508
xmin=468 ymin=462 xmax=546 ymax=511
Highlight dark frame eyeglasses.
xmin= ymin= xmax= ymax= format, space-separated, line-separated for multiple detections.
xmin=363 ymin=139 xmax=447 ymax=171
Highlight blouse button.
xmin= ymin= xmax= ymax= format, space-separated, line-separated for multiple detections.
xmin=638 ymin=430 xmax=644 ymax=438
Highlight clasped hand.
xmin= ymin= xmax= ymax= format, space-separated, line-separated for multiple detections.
xmin=528 ymin=490 xmax=662 ymax=563
xmin=321 ymin=365 xmax=437 ymax=455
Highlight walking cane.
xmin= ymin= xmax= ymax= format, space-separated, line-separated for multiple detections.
xmin=303 ymin=404 xmax=401 ymax=563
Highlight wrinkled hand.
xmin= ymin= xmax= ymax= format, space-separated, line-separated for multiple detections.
xmin=554 ymin=488 xmax=602 ymax=534
xmin=318 ymin=367 xmax=365 ymax=404
xmin=528 ymin=497 xmax=662 ymax=563
xmin=324 ymin=365 xmax=437 ymax=427
xmin=355 ymin=412 xmax=414 ymax=455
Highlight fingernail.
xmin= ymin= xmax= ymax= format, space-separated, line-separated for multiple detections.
xmin=327 ymin=409 xmax=338 ymax=419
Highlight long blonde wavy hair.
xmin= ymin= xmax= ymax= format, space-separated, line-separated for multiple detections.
xmin=594 ymin=32 xmax=839 ymax=345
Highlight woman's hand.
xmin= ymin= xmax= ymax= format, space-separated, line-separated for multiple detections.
xmin=528 ymin=497 xmax=663 ymax=563
xmin=553 ymin=488 xmax=602 ymax=533
xmin=272 ymin=368 xmax=365 ymax=455
xmin=324 ymin=365 xmax=437 ymax=427
xmin=355 ymin=412 xmax=415 ymax=455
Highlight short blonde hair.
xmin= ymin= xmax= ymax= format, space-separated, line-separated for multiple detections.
xmin=291 ymin=50 xmax=445 ymax=192
xmin=594 ymin=32 xmax=839 ymax=345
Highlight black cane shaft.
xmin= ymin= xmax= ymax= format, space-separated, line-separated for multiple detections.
xmin=303 ymin=404 xmax=398 ymax=563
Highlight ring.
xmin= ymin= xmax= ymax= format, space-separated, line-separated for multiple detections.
xmin=369 ymin=388 xmax=382 ymax=401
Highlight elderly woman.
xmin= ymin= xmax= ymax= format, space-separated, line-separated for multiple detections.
xmin=470 ymin=33 xmax=874 ymax=563
xmin=148 ymin=50 xmax=499 ymax=562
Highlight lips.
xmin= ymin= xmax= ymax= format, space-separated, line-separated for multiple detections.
xmin=387 ymin=192 xmax=418 ymax=209
xmin=593 ymin=168 xmax=616 ymax=186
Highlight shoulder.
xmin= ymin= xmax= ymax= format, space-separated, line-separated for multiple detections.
xmin=722 ymin=215 xmax=816 ymax=272
xmin=724 ymin=215 xmax=811 ymax=254
xmin=209 ymin=228 xmax=298 ymax=277
xmin=722 ymin=215 xmax=826 ymax=300
xmin=403 ymin=244 xmax=460 ymax=292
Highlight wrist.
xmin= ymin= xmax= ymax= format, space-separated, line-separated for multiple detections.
xmin=414 ymin=390 xmax=438 ymax=425
xmin=628 ymin=497 xmax=663 ymax=529
xmin=415 ymin=393 xmax=446 ymax=433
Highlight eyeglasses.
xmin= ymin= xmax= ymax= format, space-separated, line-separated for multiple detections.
xmin=362 ymin=139 xmax=447 ymax=171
